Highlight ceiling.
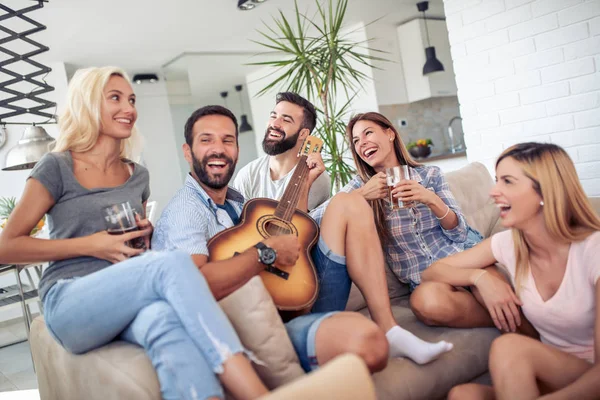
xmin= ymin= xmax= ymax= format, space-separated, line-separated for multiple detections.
xmin=0 ymin=0 xmax=446 ymax=108
xmin=6 ymin=0 xmax=446 ymax=73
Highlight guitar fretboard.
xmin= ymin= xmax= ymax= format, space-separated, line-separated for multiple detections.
xmin=274 ymin=155 xmax=310 ymax=223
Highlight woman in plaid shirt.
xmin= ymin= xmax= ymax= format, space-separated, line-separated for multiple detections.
xmin=342 ymin=112 xmax=485 ymax=325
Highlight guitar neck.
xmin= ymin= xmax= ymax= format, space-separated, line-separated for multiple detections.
xmin=274 ymin=155 xmax=310 ymax=221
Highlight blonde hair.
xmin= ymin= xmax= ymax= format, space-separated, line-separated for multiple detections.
xmin=496 ymin=143 xmax=600 ymax=294
xmin=346 ymin=112 xmax=421 ymax=244
xmin=53 ymin=66 xmax=141 ymax=160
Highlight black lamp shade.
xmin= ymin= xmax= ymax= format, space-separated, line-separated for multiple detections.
xmin=238 ymin=0 xmax=255 ymax=10
xmin=240 ymin=115 xmax=253 ymax=133
xmin=423 ymin=47 xmax=445 ymax=75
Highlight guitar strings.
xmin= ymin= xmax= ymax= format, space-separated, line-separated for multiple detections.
xmin=272 ymin=154 xmax=311 ymax=236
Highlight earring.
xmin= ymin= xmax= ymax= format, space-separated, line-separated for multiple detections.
xmin=540 ymin=200 xmax=544 ymax=206
xmin=389 ymin=137 xmax=393 ymax=142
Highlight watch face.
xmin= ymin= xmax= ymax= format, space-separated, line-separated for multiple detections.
xmin=261 ymin=248 xmax=277 ymax=265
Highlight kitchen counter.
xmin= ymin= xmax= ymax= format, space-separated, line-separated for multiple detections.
xmin=415 ymin=149 xmax=468 ymax=173
xmin=413 ymin=149 xmax=466 ymax=162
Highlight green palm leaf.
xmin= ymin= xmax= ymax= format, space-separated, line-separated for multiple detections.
xmin=250 ymin=0 xmax=388 ymax=193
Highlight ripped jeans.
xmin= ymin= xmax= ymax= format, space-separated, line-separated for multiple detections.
xmin=43 ymin=250 xmax=244 ymax=400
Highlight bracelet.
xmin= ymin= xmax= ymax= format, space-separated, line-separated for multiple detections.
xmin=473 ymin=270 xmax=488 ymax=286
xmin=436 ymin=205 xmax=451 ymax=220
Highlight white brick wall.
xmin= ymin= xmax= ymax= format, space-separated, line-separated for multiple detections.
xmin=444 ymin=0 xmax=600 ymax=196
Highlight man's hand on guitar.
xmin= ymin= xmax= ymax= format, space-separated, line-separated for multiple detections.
xmin=263 ymin=235 xmax=300 ymax=267
xmin=305 ymin=153 xmax=326 ymax=184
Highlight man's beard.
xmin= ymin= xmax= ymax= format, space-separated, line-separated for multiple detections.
xmin=262 ymin=127 xmax=301 ymax=155
xmin=192 ymin=152 xmax=237 ymax=190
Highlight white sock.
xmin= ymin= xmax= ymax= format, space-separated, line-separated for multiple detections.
xmin=385 ymin=326 xmax=453 ymax=365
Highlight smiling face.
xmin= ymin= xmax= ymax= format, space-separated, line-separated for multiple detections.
xmin=184 ymin=114 xmax=238 ymax=190
xmin=490 ymin=156 xmax=544 ymax=229
xmin=262 ymin=101 xmax=306 ymax=155
xmin=99 ymin=75 xmax=137 ymax=139
xmin=351 ymin=119 xmax=398 ymax=171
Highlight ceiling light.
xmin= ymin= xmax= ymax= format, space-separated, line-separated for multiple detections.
xmin=238 ymin=0 xmax=256 ymax=10
xmin=220 ymin=91 xmax=229 ymax=108
xmin=132 ymin=73 xmax=159 ymax=84
xmin=417 ymin=1 xmax=445 ymax=75
xmin=3 ymin=125 xmax=55 ymax=171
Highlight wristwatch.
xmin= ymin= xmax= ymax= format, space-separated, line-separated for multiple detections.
xmin=255 ymin=242 xmax=277 ymax=266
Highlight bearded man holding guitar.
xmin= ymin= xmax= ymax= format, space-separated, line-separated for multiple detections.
xmin=152 ymin=105 xmax=388 ymax=374
xmin=233 ymin=93 xmax=453 ymax=365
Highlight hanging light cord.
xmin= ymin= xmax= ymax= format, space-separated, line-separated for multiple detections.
xmin=238 ymin=92 xmax=244 ymax=113
xmin=422 ymin=9 xmax=432 ymax=47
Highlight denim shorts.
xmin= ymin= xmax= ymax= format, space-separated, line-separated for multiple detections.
xmin=310 ymin=236 xmax=352 ymax=314
xmin=284 ymin=311 xmax=337 ymax=372
xmin=280 ymin=236 xmax=351 ymax=372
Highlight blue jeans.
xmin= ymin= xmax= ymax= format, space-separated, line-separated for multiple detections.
xmin=43 ymin=251 xmax=245 ymax=400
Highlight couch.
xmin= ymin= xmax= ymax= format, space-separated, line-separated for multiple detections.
xmin=30 ymin=162 xmax=600 ymax=399
xmin=30 ymin=316 xmax=376 ymax=399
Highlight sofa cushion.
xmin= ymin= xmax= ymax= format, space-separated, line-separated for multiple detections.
xmin=31 ymin=317 xmax=161 ymax=400
xmin=31 ymin=277 xmax=304 ymax=399
xmin=219 ymin=276 xmax=305 ymax=388
xmin=346 ymin=262 xmax=410 ymax=312
xmin=362 ymin=297 xmax=500 ymax=400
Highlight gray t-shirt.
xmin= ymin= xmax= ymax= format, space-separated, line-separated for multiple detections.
xmin=30 ymin=151 xmax=150 ymax=300
xmin=233 ymin=154 xmax=330 ymax=210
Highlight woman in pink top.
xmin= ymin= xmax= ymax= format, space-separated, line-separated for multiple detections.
xmin=423 ymin=142 xmax=600 ymax=399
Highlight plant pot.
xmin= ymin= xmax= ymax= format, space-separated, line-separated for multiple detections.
xmin=409 ymin=145 xmax=432 ymax=159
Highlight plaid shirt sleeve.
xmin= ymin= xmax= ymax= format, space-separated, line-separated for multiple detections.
xmin=309 ymin=175 xmax=363 ymax=225
xmin=429 ymin=167 xmax=468 ymax=243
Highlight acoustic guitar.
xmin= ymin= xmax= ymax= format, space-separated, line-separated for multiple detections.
xmin=207 ymin=136 xmax=323 ymax=311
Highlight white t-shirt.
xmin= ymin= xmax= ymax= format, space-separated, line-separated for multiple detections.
xmin=491 ymin=230 xmax=600 ymax=363
xmin=233 ymin=155 xmax=331 ymax=211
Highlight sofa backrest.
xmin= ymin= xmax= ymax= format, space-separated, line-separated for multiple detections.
xmin=444 ymin=162 xmax=500 ymax=238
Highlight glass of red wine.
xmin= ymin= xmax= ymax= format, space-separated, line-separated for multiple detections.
xmin=103 ymin=201 xmax=147 ymax=251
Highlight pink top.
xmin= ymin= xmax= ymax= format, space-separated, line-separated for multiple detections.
xmin=491 ymin=230 xmax=600 ymax=363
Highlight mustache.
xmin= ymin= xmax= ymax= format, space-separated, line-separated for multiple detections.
xmin=265 ymin=127 xmax=285 ymax=138
xmin=202 ymin=154 xmax=234 ymax=165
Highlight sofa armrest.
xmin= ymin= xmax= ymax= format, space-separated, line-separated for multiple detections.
xmin=258 ymin=354 xmax=376 ymax=400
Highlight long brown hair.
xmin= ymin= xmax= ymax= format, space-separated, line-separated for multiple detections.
xmin=496 ymin=142 xmax=600 ymax=294
xmin=346 ymin=112 xmax=421 ymax=244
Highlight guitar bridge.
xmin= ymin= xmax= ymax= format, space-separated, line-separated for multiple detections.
xmin=265 ymin=265 xmax=289 ymax=280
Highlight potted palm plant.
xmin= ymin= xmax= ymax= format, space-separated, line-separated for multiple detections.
xmin=251 ymin=0 xmax=386 ymax=192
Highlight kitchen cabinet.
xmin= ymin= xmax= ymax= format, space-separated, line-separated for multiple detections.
xmin=397 ymin=18 xmax=457 ymax=103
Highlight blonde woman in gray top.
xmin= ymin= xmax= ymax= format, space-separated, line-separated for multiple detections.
xmin=0 ymin=66 xmax=277 ymax=400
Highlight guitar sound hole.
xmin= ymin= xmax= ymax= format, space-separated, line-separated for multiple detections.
xmin=265 ymin=221 xmax=292 ymax=236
